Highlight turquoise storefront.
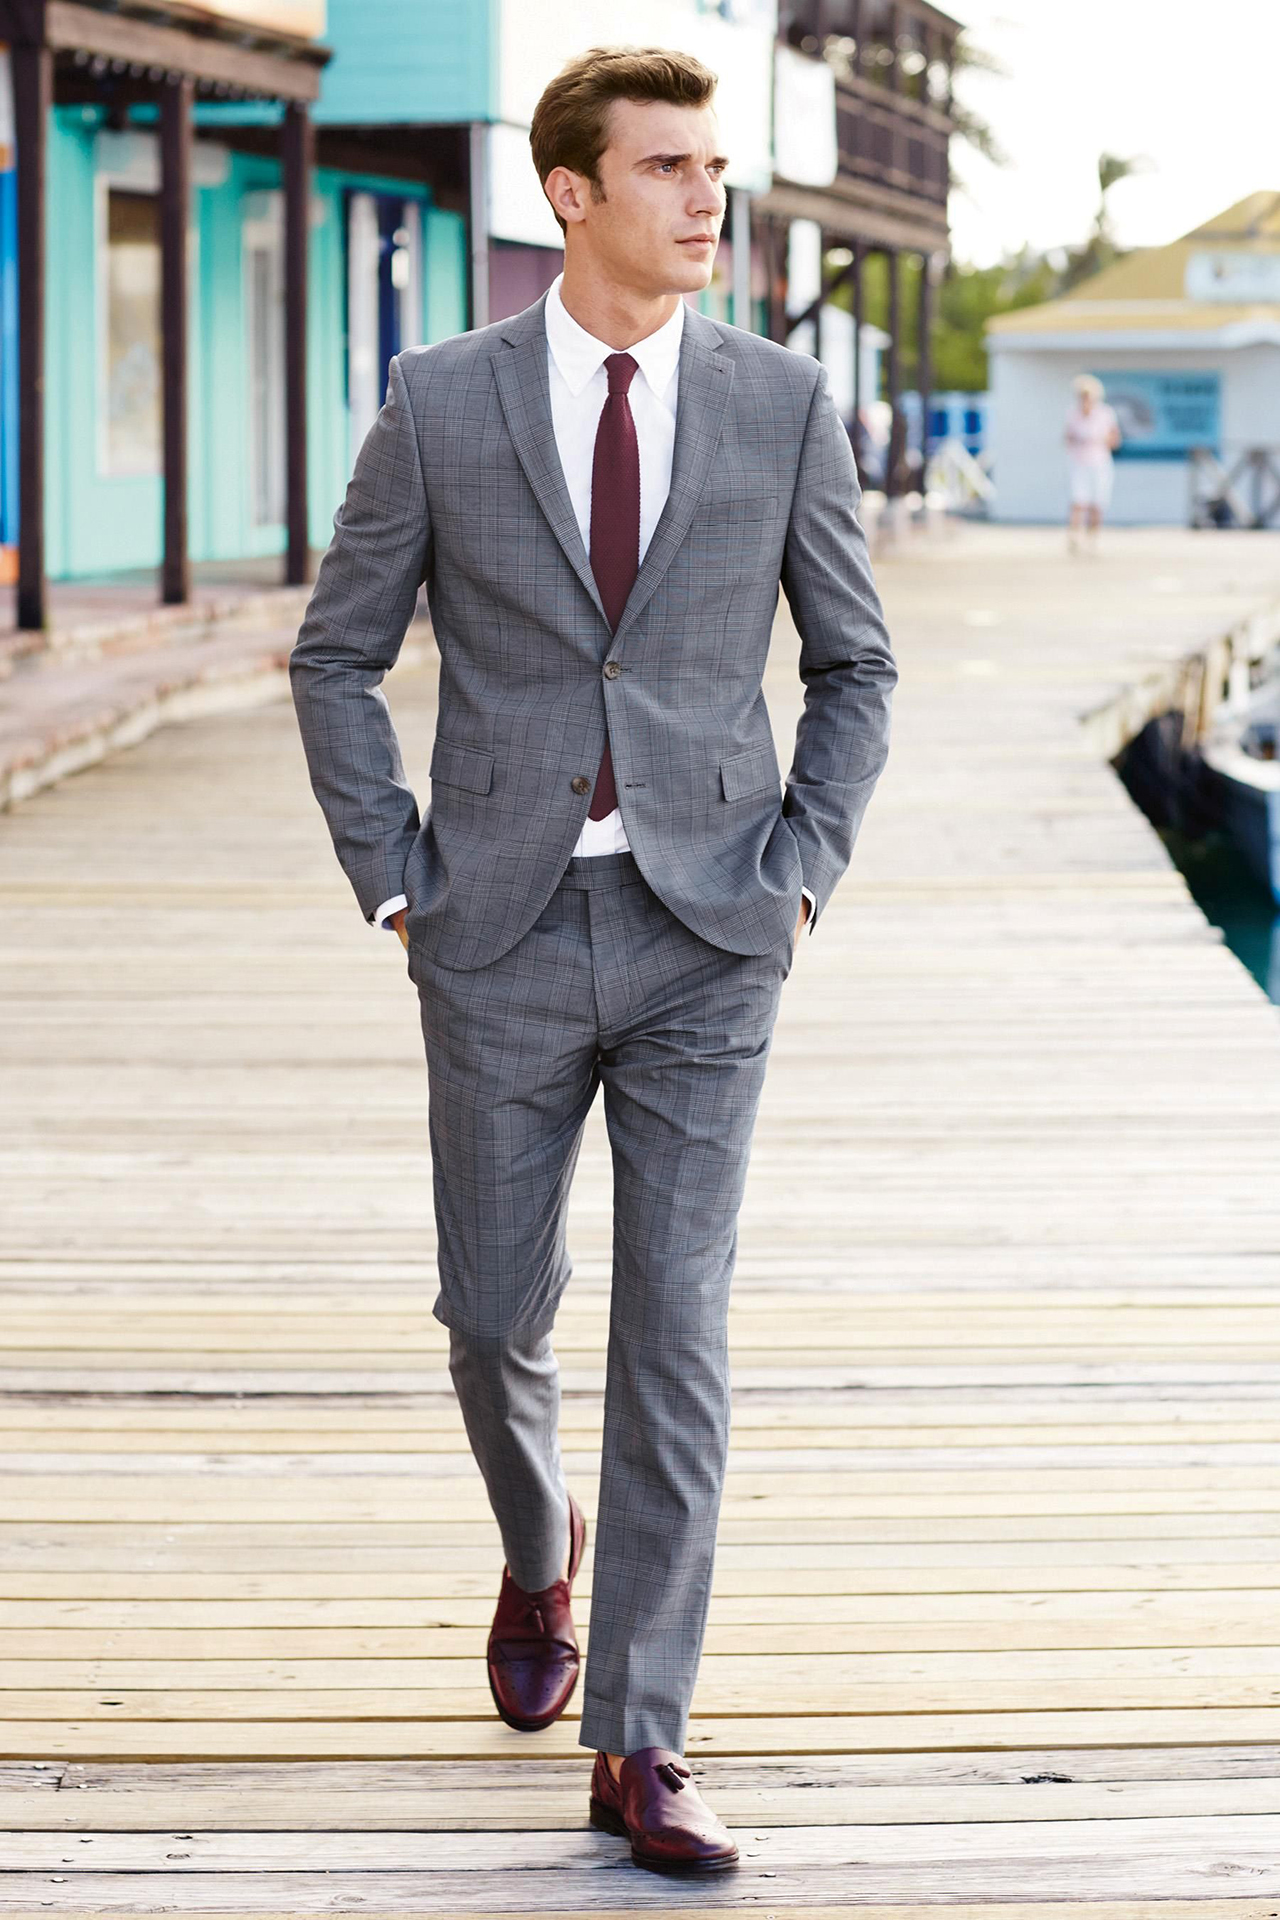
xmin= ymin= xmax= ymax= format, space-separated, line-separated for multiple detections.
xmin=40 ymin=99 xmax=466 ymax=581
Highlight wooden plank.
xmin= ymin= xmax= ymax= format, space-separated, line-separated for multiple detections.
xmin=7 ymin=1707 xmax=1280 ymax=1759
xmin=8 ymin=1606 xmax=1280 ymax=1653
xmin=6 ymin=1669 xmax=1280 ymax=1718
xmin=0 ymin=1908 xmax=1276 ymax=1920
xmin=3 ymin=1563 xmax=1278 ymax=1598
xmin=8 ymin=1813 xmax=1280 ymax=1867
xmin=3 ymin=1772 xmax=1280 ymax=1832
xmin=0 ymin=1846 xmax=1278 ymax=1906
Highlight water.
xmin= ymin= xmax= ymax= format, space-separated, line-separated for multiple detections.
xmin=1159 ymin=825 xmax=1280 ymax=1003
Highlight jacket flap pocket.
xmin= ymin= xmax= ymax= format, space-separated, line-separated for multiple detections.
xmin=430 ymin=736 xmax=494 ymax=795
xmin=720 ymin=741 xmax=780 ymax=802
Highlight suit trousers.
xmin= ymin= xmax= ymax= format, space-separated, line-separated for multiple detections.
xmin=411 ymin=850 xmax=789 ymax=1755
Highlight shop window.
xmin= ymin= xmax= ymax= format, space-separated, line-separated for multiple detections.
xmin=103 ymin=188 xmax=161 ymax=476
xmin=243 ymin=193 xmax=286 ymax=528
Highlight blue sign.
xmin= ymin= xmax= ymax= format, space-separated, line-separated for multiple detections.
xmin=1091 ymin=370 xmax=1221 ymax=461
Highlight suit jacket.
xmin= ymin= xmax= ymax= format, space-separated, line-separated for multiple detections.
xmin=289 ymin=293 xmax=898 ymax=973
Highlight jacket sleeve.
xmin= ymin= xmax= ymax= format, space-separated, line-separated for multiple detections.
xmin=779 ymin=362 xmax=898 ymax=928
xmin=289 ymin=352 xmax=430 ymax=924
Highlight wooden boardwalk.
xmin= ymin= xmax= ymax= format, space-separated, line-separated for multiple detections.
xmin=2 ymin=522 xmax=1280 ymax=1914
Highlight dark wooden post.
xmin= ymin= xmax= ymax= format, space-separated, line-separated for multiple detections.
xmin=12 ymin=4 xmax=50 ymax=630
xmin=764 ymin=217 xmax=784 ymax=344
xmin=885 ymin=246 xmax=901 ymax=497
xmin=281 ymin=100 xmax=312 ymax=585
xmin=159 ymin=76 xmax=193 ymax=605
xmin=467 ymin=121 xmax=489 ymax=330
xmin=917 ymin=248 xmax=934 ymax=495
xmin=851 ymin=239 xmax=864 ymax=425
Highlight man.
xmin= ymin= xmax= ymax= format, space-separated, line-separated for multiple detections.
xmin=291 ymin=44 xmax=896 ymax=1877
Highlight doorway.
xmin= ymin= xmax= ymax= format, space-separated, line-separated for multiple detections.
xmin=345 ymin=191 xmax=423 ymax=467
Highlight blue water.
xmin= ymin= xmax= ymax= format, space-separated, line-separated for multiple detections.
xmin=1160 ymin=826 xmax=1280 ymax=1003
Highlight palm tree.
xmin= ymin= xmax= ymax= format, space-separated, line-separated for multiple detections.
xmin=1058 ymin=151 xmax=1153 ymax=289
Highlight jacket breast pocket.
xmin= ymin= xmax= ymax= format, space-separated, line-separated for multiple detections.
xmin=430 ymin=736 xmax=494 ymax=796
xmin=720 ymin=741 xmax=781 ymax=802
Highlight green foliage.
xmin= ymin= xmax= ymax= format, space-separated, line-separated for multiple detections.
xmin=824 ymin=246 xmax=1061 ymax=396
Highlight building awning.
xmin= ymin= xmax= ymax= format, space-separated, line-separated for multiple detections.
xmin=2 ymin=0 xmax=330 ymax=102
xmin=987 ymin=190 xmax=1280 ymax=348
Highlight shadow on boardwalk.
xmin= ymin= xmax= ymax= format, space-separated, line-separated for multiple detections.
xmin=1 ymin=524 xmax=1280 ymax=1913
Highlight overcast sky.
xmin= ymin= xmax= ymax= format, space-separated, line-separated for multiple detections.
xmin=947 ymin=1 xmax=1280 ymax=268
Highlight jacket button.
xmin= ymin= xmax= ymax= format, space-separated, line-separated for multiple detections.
xmin=603 ymin=660 xmax=622 ymax=679
xmin=570 ymin=775 xmax=591 ymax=795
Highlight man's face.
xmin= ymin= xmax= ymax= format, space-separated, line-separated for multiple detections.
xmin=570 ymin=97 xmax=728 ymax=296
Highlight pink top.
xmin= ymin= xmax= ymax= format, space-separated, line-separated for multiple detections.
xmin=1066 ymin=402 xmax=1119 ymax=466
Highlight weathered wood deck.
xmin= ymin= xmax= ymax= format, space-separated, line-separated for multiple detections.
xmin=2 ymin=523 xmax=1280 ymax=1914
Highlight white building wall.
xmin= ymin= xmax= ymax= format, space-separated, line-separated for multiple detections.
xmin=496 ymin=0 xmax=777 ymax=198
xmin=989 ymin=339 xmax=1280 ymax=525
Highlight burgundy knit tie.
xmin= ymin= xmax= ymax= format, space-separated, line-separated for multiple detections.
xmin=586 ymin=351 xmax=640 ymax=820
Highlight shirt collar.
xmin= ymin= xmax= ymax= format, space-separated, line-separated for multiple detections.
xmin=544 ymin=272 xmax=685 ymax=400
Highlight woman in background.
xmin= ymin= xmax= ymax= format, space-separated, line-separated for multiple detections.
xmin=1065 ymin=373 xmax=1121 ymax=554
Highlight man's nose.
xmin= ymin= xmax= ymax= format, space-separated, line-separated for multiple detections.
xmin=688 ymin=175 xmax=724 ymax=216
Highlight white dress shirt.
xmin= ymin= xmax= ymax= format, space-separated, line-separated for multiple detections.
xmin=374 ymin=273 xmax=812 ymax=932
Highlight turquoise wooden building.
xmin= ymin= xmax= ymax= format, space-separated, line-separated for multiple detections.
xmin=44 ymin=106 xmax=466 ymax=580
xmin=3 ymin=0 xmax=473 ymax=601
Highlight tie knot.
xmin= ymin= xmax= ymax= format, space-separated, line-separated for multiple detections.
xmin=605 ymin=351 xmax=638 ymax=396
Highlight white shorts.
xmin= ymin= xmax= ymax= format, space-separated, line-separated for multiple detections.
xmin=1069 ymin=460 xmax=1114 ymax=509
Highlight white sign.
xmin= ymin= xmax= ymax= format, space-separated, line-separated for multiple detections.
xmin=1185 ymin=250 xmax=1280 ymax=303
xmin=498 ymin=0 xmax=777 ymax=195
xmin=489 ymin=120 xmax=565 ymax=250
xmin=787 ymin=217 xmax=823 ymax=313
xmin=773 ymin=43 xmax=837 ymax=188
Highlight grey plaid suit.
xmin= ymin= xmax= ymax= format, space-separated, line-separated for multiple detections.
xmin=290 ymin=292 xmax=896 ymax=1755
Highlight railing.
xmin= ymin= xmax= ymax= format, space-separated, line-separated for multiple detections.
xmin=833 ymin=70 xmax=950 ymax=207
xmin=1189 ymin=447 xmax=1280 ymax=530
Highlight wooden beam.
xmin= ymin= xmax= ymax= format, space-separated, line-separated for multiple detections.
xmin=38 ymin=0 xmax=325 ymax=102
xmin=281 ymin=100 xmax=312 ymax=586
xmin=917 ymin=247 xmax=934 ymax=482
xmin=786 ymin=248 xmax=856 ymax=340
xmin=885 ymin=245 xmax=903 ymax=498
xmin=13 ymin=21 xmax=50 ymax=631
xmin=852 ymin=240 xmax=864 ymax=422
xmin=467 ymin=121 xmax=488 ymax=330
xmin=763 ymin=216 xmax=787 ymax=345
xmin=159 ymin=76 xmax=192 ymax=607
xmin=753 ymin=179 xmax=948 ymax=255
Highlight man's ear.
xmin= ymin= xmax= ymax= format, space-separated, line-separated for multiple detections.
xmin=543 ymin=165 xmax=590 ymax=229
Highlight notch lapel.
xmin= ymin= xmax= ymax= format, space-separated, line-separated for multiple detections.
xmin=491 ymin=300 xmax=607 ymax=627
xmin=612 ymin=311 xmax=735 ymax=645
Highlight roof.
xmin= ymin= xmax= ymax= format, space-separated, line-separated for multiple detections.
xmin=987 ymin=191 xmax=1280 ymax=339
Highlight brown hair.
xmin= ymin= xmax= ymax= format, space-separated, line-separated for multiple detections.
xmin=530 ymin=46 xmax=718 ymax=234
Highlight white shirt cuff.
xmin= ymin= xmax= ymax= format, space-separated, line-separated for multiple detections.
xmin=801 ymin=885 xmax=816 ymax=935
xmin=373 ymin=894 xmax=408 ymax=930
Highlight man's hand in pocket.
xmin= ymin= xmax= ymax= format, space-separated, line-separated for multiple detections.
xmin=391 ymin=909 xmax=409 ymax=951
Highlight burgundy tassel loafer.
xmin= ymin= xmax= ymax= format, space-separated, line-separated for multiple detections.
xmin=486 ymin=1490 xmax=586 ymax=1732
xmin=589 ymin=1747 xmax=739 ymax=1875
